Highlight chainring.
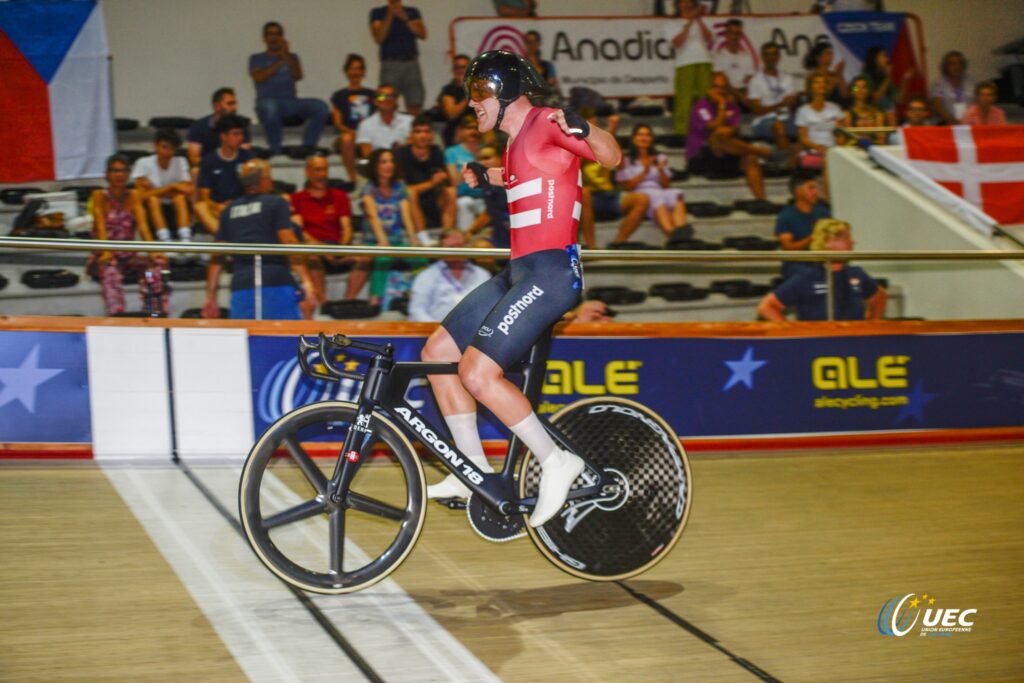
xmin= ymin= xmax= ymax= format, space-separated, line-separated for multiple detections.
xmin=466 ymin=494 xmax=526 ymax=542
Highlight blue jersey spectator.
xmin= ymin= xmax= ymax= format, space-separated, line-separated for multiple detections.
xmin=775 ymin=171 xmax=830 ymax=279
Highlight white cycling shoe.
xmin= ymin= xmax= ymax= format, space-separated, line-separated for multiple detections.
xmin=426 ymin=456 xmax=493 ymax=500
xmin=529 ymin=448 xmax=585 ymax=528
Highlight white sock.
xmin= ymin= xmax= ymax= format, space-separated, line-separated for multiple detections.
xmin=444 ymin=412 xmax=490 ymax=470
xmin=509 ymin=412 xmax=557 ymax=465
xmin=156 ymin=228 xmax=172 ymax=241
xmin=177 ymin=226 xmax=193 ymax=242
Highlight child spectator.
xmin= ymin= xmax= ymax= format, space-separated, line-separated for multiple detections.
xmin=130 ymin=128 xmax=193 ymax=242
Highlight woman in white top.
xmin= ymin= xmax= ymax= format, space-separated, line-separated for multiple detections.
xmin=929 ymin=50 xmax=974 ymax=124
xmin=795 ymin=73 xmax=844 ymax=197
xmin=614 ymin=124 xmax=689 ymax=238
xmin=663 ymin=0 xmax=713 ymax=135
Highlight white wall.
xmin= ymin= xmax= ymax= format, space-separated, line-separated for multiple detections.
xmin=103 ymin=0 xmax=1024 ymax=122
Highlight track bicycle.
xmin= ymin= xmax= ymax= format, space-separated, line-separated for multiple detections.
xmin=239 ymin=331 xmax=692 ymax=594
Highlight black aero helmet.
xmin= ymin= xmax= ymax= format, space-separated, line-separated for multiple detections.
xmin=465 ymin=50 xmax=548 ymax=129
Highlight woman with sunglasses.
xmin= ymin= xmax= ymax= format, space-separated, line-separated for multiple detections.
xmin=418 ymin=51 xmax=622 ymax=528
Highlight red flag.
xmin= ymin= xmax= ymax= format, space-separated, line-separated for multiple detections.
xmin=902 ymin=125 xmax=1024 ymax=225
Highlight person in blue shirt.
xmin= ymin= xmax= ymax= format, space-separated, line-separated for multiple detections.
xmin=775 ymin=169 xmax=830 ymax=280
xmin=369 ymin=1 xmax=427 ymax=115
xmin=248 ymin=22 xmax=329 ymax=156
xmin=195 ymin=115 xmax=254 ymax=234
xmin=758 ymin=219 xmax=888 ymax=321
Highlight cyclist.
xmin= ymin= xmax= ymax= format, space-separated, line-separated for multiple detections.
xmin=420 ymin=50 xmax=623 ymax=527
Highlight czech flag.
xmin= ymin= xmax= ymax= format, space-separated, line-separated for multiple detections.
xmin=0 ymin=0 xmax=113 ymax=183
xmin=902 ymin=125 xmax=1024 ymax=226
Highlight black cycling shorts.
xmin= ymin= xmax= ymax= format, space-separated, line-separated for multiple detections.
xmin=441 ymin=247 xmax=583 ymax=370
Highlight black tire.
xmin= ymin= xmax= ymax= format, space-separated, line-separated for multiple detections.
xmin=239 ymin=401 xmax=426 ymax=594
xmin=519 ymin=397 xmax=692 ymax=581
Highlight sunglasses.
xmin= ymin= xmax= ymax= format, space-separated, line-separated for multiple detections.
xmin=376 ymin=93 xmax=397 ymax=101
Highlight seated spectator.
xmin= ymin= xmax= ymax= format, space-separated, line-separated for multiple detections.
xmin=88 ymin=155 xmax=167 ymax=316
xmin=712 ymin=19 xmax=756 ymax=102
xmin=929 ymin=50 xmax=974 ymax=124
xmin=445 ymin=116 xmax=486 ymax=230
xmin=494 ymin=0 xmax=537 ymax=16
xmin=396 ymin=114 xmax=455 ymax=233
xmin=775 ymin=170 xmax=830 ymax=280
xmin=524 ymin=31 xmax=559 ymax=95
xmin=464 ymin=144 xmax=511 ymax=253
xmin=840 ymin=76 xmax=886 ymax=145
xmin=407 ymin=229 xmax=491 ymax=321
xmin=130 ymin=128 xmax=193 ymax=242
xmin=961 ymin=81 xmax=1007 ymax=126
xmin=803 ymin=42 xmax=849 ymax=105
xmin=436 ymin=54 xmax=471 ymax=147
xmin=356 ymin=85 xmax=414 ymax=158
xmin=748 ymin=42 xmax=800 ymax=158
xmin=354 ymin=148 xmax=421 ymax=308
xmin=579 ymin=110 xmax=649 ymax=248
xmin=795 ymin=73 xmax=844 ymax=172
xmin=758 ymin=219 xmax=887 ymax=321
xmin=618 ymin=124 xmax=689 ymax=240
xmin=248 ymin=21 xmax=330 ymax=156
xmin=187 ymin=87 xmax=251 ymax=168
xmin=888 ymin=97 xmax=936 ymax=143
xmin=686 ymin=73 xmax=769 ymax=200
xmin=195 ymin=115 xmax=254 ymax=234
xmin=290 ymin=155 xmax=354 ymax=317
xmin=861 ymin=46 xmax=914 ymax=127
xmin=330 ymin=54 xmax=377 ymax=183
xmin=202 ymin=160 xmax=314 ymax=320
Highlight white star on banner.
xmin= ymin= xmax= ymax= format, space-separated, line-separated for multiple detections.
xmin=0 ymin=345 xmax=65 ymax=413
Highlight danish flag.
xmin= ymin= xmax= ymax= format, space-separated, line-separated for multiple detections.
xmin=901 ymin=125 xmax=1024 ymax=225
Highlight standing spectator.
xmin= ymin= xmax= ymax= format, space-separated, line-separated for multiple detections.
xmin=758 ymin=219 xmax=887 ymax=321
xmin=961 ymin=82 xmax=1007 ymax=126
xmin=861 ymin=46 xmax=913 ymax=127
xmin=330 ymin=54 xmax=377 ymax=183
xmin=202 ymin=160 xmax=314 ymax=320
xmin=840 ymin=76 xmax=885 ymax=145
xmin=130 ymin=128 xmax=193 ymax=242
xmin=795 ymin=73 xmax=844 ymax=172
xmin=356 ymin=85 xmax=414 ymax=158
xmin=930 ymin=51 xmax=973 ymax=124
xmin=803 ymin=42 xmax=849 ymax=105
xmin=775 ymin=170 xmax=830 ymax=280
xmin=686 ymin=73 xmax=769 ymax=199
xmin=494 ymin=0 xmax=537 ymax=16
xmin=617 ymin=124 xmax=690 ymax=239
xmin=370 ymin=0 xmax=427 ymax=115
xmin=407 ymin=229 xmax=491 ymax=322
xmin=396 ymin=114 xmax=455 ymax=233
xmin=195 ymin=115 xmax=254 ymax=234
xmin=88 ymin=155 xmax=167 ymax=316
xmin=436 ymin=54 xmax=471 ymax=147
xmin=664 ymin=0 xmax=713 ymax=135
xmin=445 ymin=116 xmax=487 ymax=230
xmin=712 ymin=19 xmax=756 ymax=99
xmin=290 ymin=155 xmax=354 ymax=317
xmin=186 ymin=87 xmax=251 ymax=168
xmin=524 ymin=31 xmax=559 ymax=95
xmin=248 ymin=21 xmax=330 ymax=156
xmin=748 ymin=42 xmax=800 ymax=157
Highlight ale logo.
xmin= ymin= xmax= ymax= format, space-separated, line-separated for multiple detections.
xmin=478 ymin=25 xmax=527 ymax=55
xmin=877 ymin=593 xmax=977 ymax=637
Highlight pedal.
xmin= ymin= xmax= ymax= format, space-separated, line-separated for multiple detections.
xmin=433 ymin=497 xmax=467 ymax=510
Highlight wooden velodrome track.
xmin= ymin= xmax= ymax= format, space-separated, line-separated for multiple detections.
xmin=2 ymin=439 xmax=1022 ymax=682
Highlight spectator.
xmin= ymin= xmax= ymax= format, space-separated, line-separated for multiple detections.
xmin=436 ymin=54 xmax=471 ymax=147
xmin=930 ymin=51 xmax=973 ymax=124
xmin=524 ymin=31 xmax=559 ymax=95
xmin=494 ymin=0 xmax=537 ymax=16
xmin=775 ymin=170 xmax=830 ymax=280
xmin=202 ymin=160 xmax=314 ymax=320
xmin=248 ymin=21 xmax=330 ymax=156
xmin=290 ymin=155 xmax=354 ymax=317
xmin=396 ymin=114 xmax=455 ymax=233
xmin=195 ymin=115 xmax=254 ymax=234
xmin=758 ymin=219 xmax=887 ymax=321
xmin=861 ymin=46 xmax=913 ymax=127
xmin=664 ymin=0 xmax=713 ymax=135
xmin=686 ymin=73 xmax=769 ymax=199
xmin=464 ymin=144 xmax=511 ymax=253
xmin=961 ymin=81 xmax=1007 ymax=126
xmin=840 ymin=75 xmax=885 ymax=145
xmin=748 ymin=41 xmax=800 ymax=158
xmin=407 ymin=229 xmax=491 ymax=321
xmin=355 ymin=148 xmax=420 ymax=308
xmin=803 ymin=42 xmax=849 ymax=105
xmin=617 ymin=124 xmax=690 ymax=240
xmin=370 ymin=0 xmax=427 ymax=115
xmin=186 ymin=87 xmax=251 ymax=168
xmin=130 ymin=128 xmax=193 ymax=242
xmin=330 ymin=54 xmax=377 ymax=183
xmin=563 ymin=300 xmax=612 ymax=323
xmin=712 ymin=19 xmax=756 ymax=100
xmin=445 ymin=116 xmax=486 ymax=230
xmin=356 ymin=85 xmax=414 ymax=158
xmin=88 ymin=155 xmax=167 ymax=316
xmin=795 ymin=73 xmax=844 ymax=172
xmin=579 ymin=110 xmax=650 ymax=248
xmin=888 ymin=97 xmax=935 ymax=143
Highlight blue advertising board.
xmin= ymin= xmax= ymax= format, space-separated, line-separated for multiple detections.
xmin=0 ymin=331 xmax=91 ymax=442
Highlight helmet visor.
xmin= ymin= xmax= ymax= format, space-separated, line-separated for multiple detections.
xmin=466 ymin=76 xmax=502 ymax=103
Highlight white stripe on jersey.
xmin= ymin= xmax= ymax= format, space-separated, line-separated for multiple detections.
xmin=507 ymin=177 xmax=543 ymax=203
xmin=509 ymin=209 xmax=542 ymax=229
xmin=572 ymin=201 xmax=581 ymax=221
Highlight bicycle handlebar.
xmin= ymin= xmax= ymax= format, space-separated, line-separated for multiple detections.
xmin=296 ymin=333 xmax=393 ymax=383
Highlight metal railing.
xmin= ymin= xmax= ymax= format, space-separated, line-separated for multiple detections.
xmin=2 ymin=236 xmax=1023 ymax=321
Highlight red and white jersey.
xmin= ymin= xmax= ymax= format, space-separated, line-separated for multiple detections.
xmin=502 ymin=107 xmax=597 ymax=259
